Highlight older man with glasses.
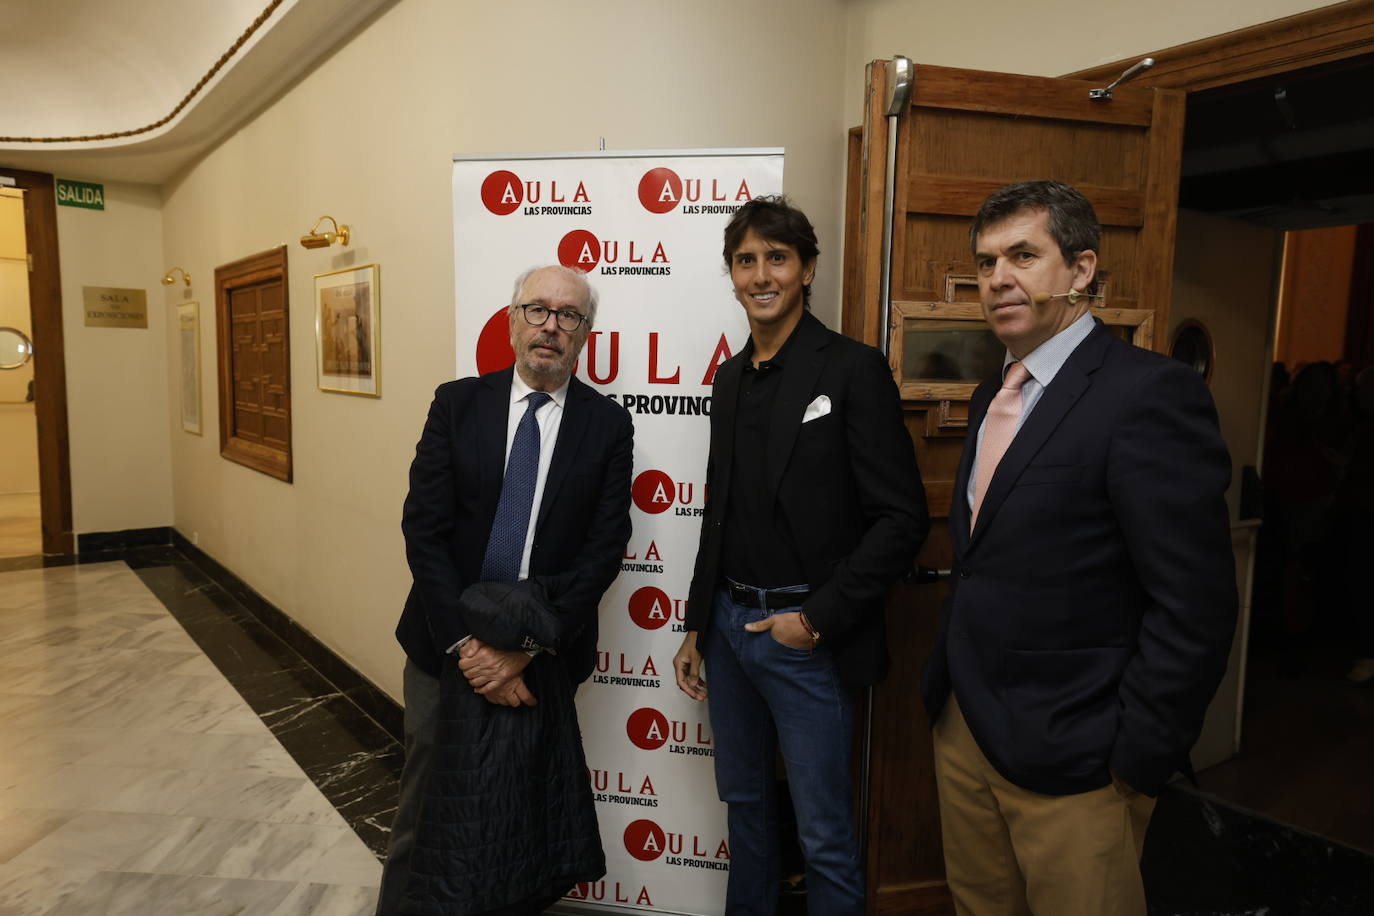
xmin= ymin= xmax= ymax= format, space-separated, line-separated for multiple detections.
xmin=377 ymin=265 xmax=634 ymax=915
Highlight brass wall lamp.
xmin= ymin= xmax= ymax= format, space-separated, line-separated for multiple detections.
xmin=300 ymin=215 xmax=350 ymax=249
xmin=162 ymin=267 xmax=192 ymax=286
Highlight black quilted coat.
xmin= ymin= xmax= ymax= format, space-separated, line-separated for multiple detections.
xmin=399 ymin=579 xmax=605 ymax=915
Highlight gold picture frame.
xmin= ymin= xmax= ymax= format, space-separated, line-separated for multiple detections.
xmin=314 ymin=264 xmax=380 ymax=397
xmin=177 ymin=301 xmax=202 ymax=435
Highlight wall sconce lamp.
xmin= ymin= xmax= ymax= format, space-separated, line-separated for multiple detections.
xmin=300 ymin=215 xmax=350 ymax=249
xmin=161 ymin=267 xmax=192 ymax=286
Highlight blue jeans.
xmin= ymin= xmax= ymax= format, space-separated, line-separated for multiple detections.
xmin=704 ymin=585 xmax=864 ymax=916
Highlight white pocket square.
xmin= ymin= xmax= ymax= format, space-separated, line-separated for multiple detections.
xmin=802 ymin=395 xmax=831 ymax=424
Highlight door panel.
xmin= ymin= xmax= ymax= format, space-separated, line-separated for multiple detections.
xmin=844 ymin=60 xmax=1186 ymax=915
xmin=1170 ymin=208 xmax=1282 ymax=773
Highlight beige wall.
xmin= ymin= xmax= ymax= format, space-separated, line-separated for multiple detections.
xmin=161 ymin=0 xmax=851 ymax=699
xmin=1171 ymin=213 xmax=1282 ymax=771
xmin=0 ymin=190 xmax=40 ymax=494
xmin=118 ymin=0 xmax=1351 ymax=702
xmin=58 ymin=180 xmax=173 ymax=532
xmin=0 ymin=406 xmax=39 ymax=495
xmin=840 ymin=0 xmax=1341 ymax=128
xmin=0 ymin=193 xmax=34 ymax=400
xmin=1171 ymin=210 xmax=1282 ymax=518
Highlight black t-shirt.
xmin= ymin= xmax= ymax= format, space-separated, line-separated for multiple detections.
xmin=721 ymin=326 xmax=807 ymax=588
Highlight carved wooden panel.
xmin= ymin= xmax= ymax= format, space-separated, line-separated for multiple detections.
xmin=216 ymin=246 xmax=291 ymax=482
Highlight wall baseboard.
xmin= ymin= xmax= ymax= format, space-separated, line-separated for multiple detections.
xmin=166 ymin=528 xmax=404 ymax=742
xmin=73 ymin=526 xmax=404 ymax=742
xmin=77 ymin=526 xmax=172 ymax=552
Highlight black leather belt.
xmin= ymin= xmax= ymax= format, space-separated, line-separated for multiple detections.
xmin=726 ymin=580 xmax=810 ymax=611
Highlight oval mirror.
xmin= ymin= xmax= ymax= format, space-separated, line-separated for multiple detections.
xmin=0 ymin=326 xmax=34 ymax=370
xmin=1170 ymin=320 xmax=1213 ymax=384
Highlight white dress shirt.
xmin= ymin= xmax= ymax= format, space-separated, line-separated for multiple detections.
xmin=449 ymin=372 xmax=568 ymax=655
xmin=505 ymin=371 xmax=569 ymax=580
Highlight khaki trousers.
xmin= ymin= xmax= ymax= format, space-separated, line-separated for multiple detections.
xmin=932 ymin=697 xmax=1155 ymax=916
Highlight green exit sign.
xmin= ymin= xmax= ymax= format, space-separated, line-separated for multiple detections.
xmin=56 ymin=179 xmax=104 ymax=210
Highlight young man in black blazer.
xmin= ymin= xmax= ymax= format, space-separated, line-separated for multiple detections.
xmin=924 ymin=181 xmax=1237 ymax=915
xmin=674 ymin=197 xmax=927 ymax=915
xmin=377 ymin=265 xmax=633 ymax=915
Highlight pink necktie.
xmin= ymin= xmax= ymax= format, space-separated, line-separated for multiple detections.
xmin=972 ymin=361 xmax=1032 ymax=528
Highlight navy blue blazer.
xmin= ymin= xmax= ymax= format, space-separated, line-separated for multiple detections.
xmin=397 ymin=368 xmax=634 ymax=683
xmin=922 ymin=321 xmax=1238 ymax=796
xmin=686 ymin=312 xmax=929 ymax=687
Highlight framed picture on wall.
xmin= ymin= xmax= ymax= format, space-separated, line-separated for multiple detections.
xmin=314 ymin=264 xmax=380 ymax=397
xmin=177 ymin=301 xmax=202 ymax=435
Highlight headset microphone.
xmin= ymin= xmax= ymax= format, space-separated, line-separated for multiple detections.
xmin=1031 ymin=289 xmax=1104 ymax=306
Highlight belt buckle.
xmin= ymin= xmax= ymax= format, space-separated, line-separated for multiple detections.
xmin=728 ymin=581 xmax=757 ymax=608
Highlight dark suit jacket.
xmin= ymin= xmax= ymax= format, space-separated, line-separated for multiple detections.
xmin=686 ymin=311 xmax=929 ymax=687
xmin=922 ymin=321 xmax=1237 ymax=797
xmin=397 ymin=368 xmax=634 ymax=684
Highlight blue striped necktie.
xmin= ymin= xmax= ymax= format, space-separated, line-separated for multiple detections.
xmin=481 ymin=391 xmax=552 ymax=582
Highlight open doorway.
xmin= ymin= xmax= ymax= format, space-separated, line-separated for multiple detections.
xmin=1169 ymin=54 xmax=1374 ymax=855
xmin=0 ymin=186 xmax=42 ymax=557
xmin=0 ymin=167 xmax=74 ymax=558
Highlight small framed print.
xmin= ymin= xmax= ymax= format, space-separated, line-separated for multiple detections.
xmin=177 ymin=301 xmax=202 ymax=434
xmin=315 ymin=264 xmax=380 ymax=397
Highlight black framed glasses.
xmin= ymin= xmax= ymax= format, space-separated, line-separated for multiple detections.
xmin=516 ymin=303 xmax=588 ymax=332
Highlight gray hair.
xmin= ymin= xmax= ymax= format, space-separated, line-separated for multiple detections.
xmin=508 ymin=265 xmax=598 ymax=329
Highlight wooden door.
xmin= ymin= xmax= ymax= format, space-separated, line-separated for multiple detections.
xmin=1169 ymin=209 xmax=1282 ymax=773
xmin=843 ymin=60 xmax=1187 ymax=915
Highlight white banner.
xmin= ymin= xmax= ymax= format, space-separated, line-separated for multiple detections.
xmin=453 ymin=149 xmax=785 ymax=915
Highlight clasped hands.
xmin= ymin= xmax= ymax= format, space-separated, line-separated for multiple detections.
xmin=457 ymin=638 xmax=537 ymax=707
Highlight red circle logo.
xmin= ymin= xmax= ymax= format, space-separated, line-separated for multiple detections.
xmin=624 ymin=819 xmax=668 ymax=861
xmin=628 ymin=586 xmax=672 ymax=631
xmin=626 ymin=707 xmax=670 ymax=750
xmin=480 ymin=170 xmax=523 ymax=215
xmin=475 ymin=307 xmax=515 ymax=375
xmin=558 ymin=229 xmax=601 ymax=272
xmin=638 ymin=167 xmax=683 ymax=214
xmin=632 ymin=470 xmax=675 ymax=514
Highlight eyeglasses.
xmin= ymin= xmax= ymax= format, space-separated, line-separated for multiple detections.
xmin=516 ymin=303 xmax=588 ymax=332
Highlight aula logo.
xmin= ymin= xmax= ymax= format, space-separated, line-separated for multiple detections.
xmin=480 ymin=170 xmax=590 ymax=216
xmin=631 ymin=469 xmax=702 ymax=516
xmin=627 ymin=585 xmax=688 ymax=632
xmin=566 ymin=880 xmax=654 ymax=907
xmin=625 ymin=707 xmax=713 ymax=756
xmin=623 ymin=818 xmax=731 ymax=870
xmin=557 ymin=229 xmax=670 ymax=277
xmin=637 ymin=167 xmax=756 ymax=214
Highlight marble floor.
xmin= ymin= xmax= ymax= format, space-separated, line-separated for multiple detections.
xmin=0 ymin=493 xmax=41 ymax=559
xmin=0 ymin=560 xmax=384 ymax=915
xmin=2 ymin=543 xmax=1370 ymax=915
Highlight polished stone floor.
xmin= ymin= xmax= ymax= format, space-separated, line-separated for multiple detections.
xmin=2 ymin=543 xmax=1371 ymax=915
xmin=0 ymin=492 xmax=41 ymax=559
xmin=0 ymin=560 xmax=384 ymax=915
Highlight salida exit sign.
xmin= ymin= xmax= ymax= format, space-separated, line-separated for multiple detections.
xmin=56 ymin=179 xmax=104 ymax=210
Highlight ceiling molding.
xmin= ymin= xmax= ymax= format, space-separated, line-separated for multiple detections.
xmin=0 ymin=0 xmax=393 ymax=185
xmin=0 ymin=0 xmax=286 ymax=145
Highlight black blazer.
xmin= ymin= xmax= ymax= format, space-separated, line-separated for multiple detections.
xmin=686 ymin=312 xmax=929 ymax=687
xmin=398 ymin=368 xmax=634 ymax=683
xmin=922 ymin=322 xmax=1237 ymax=797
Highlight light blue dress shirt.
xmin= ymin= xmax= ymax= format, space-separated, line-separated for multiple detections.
xmin=966 ymin=311 xmax=1096 ymax=512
